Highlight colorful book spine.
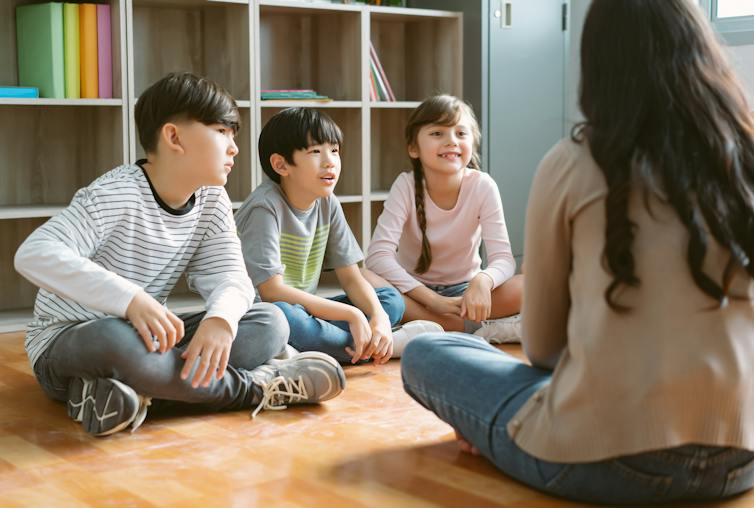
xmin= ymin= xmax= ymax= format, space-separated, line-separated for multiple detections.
xmin=369 ymin=42 xmax=395 ymax=101
xmin=15 ymin=2 xmax=65 ymax=99
xmin=0 ymin=86 xmax=40 ymax=99
xmin=79 ymin=4 xmax=98 ymax=98
xmin=63 ymin=3 xmax=80 ymax=99
xmin=97 ymin=4 xmax=112 ymax=99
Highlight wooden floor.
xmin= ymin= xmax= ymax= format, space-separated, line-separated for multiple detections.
xmin=1 ymin=332 xmax=753 ymax=507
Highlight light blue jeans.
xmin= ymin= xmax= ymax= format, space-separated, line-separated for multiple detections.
xmin=274 ymin=286 xmax=405 ymax=364
xmin=401 ymin=333 xmax=754 ymax=505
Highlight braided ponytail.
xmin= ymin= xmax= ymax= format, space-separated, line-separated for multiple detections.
xmin=413 ymin=167 xmax=432 ymax=274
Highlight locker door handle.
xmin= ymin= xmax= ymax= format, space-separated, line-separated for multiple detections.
xmin=494 ymin=1 xmax=512 ymax=29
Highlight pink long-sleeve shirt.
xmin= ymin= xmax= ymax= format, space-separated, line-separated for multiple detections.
xmin=366 ymin=168 xmax=516 ymax=293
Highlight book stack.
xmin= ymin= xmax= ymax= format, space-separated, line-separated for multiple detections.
xmin=14 ymin=2 xmax=113 ymax=99
xmin=369 ymin=42 xmax=395 ymax=102
xmin=261 ymin=89 xmax=332 ymax=102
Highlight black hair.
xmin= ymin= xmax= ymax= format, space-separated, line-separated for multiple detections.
xmin=258 ymin=108 xmax=343 ymax=184
xmin=135 ymin=72 xmax=240 ymax=154
xmin=577 ymin=0 xmax=754 ymax=311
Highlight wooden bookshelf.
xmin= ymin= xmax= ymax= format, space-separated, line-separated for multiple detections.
xmin=0 ymin=0 xmax=461 ymax=331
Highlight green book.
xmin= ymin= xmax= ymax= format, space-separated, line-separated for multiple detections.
xmin=15 ymin=2 xmax=65 ymax=99
xmin=63 ymin=3 xmax=80 ymax=99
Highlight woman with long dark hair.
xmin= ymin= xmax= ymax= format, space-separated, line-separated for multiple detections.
xmin=400 ymin=0 xmax=754 ymax=503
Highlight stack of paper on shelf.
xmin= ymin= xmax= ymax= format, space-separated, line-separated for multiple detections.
xmin=261 ymin=89 xmax=331 ymax=101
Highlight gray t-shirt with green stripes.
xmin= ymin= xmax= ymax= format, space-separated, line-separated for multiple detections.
xmin=235 ymin=180 xmax=363 ymax=297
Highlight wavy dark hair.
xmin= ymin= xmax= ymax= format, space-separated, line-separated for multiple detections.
xmin=405 ymin=95 xmax=481 ymax=274
xmin=575 ymin=0 xmax=754 ymax=311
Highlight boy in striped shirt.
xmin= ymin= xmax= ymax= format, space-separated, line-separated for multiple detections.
xmin=235 ymin=108 xmax=441 ymax=366
xmin=14 ymin=73 xmax=345 ymax=436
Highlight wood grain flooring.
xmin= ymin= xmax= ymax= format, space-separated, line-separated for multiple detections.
xmin=0 ymin=331 xmax=753 ymax=507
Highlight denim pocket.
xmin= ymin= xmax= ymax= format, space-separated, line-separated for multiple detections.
xmin=543 ymin=459 xmax=673 ymax=504
xmin=610 ymin=458 xmax=674 ymax=495
xmin=723 ymin=456 xmax=754 ymax=497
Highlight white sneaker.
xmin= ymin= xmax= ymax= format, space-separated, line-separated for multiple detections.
xmin=474 ymin=314 xmax=522 ymax=344
xmin=391 ymin=320 xmax=445 ymax=357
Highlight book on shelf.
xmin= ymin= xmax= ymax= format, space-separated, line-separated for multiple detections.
xmin=79 ymin=3 xmax=98 ymax=99
xmin=261 ymin=89 xmax=331 ymax=101
xmin=369 ymin=42 xmax=395 ymax=101
xmin=15 ymin=2 xmax=114 ymax=100
xmin=63 ymin=3 xmax=80 ymax=99
xmin=15 ymin=2 xmax=65 ymax=99
xmin=96 ymin=4 xmax=112 ymax=99
xmin=0 ymin=86 xmax=40 ymax=99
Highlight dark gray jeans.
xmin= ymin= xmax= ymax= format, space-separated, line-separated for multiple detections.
xmin=33 ymin=303 xmax=288 ymax=412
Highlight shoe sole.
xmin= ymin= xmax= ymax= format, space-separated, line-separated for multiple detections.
xmin=67 ymin=378 xmax=139 ymax=437
xmin=269 ymin=351 xmax=346 ymax=401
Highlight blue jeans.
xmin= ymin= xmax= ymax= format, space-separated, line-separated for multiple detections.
xmin=274 ymin=286 xmax=405 ymax=363
xmin=401 ymin=333 xmax=754 ymax=505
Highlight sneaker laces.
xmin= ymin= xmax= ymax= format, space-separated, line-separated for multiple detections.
xmin=250 ymin=375 xmax=308 ymax=419
xmin=130 ymin=396 xmax=152 ymax=433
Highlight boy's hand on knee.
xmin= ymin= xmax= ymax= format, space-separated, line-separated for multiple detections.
xmin=126 ymin=290 xmax=184 ymax=353
xmin=368 ymin=310 xmax=394 ymax=364
xmin=180 ymin=317 xmax=233 ymax=388
xmin=344 ymin=310 xmax=372 ymax=364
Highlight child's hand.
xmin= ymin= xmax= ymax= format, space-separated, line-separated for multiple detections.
xmin=126 ymin=290 xmax=185 ymax=353
xmin=180 ymin=317 xmax=233 ymax=388
xmin=461 ymin=275 xmax=493 ymax=322
xmin=344 ymin=310 xmax=372 ymax=364
xmin=367 ymin=310 xmax=394 ymax=364
xmin=426 ymin=294 xmax=463 ymax=316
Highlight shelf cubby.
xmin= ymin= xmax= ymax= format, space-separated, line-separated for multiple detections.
xmin=130 ymin=0 xmax=250 ymax=100
xmin=0 ymin=105 xmax=125 ymax=208
xmin=257 ymin=3 xmax=361 ymax=101
xmin=369 ymin=7 xmax=461 ymax=102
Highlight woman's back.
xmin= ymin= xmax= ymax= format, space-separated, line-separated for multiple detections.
xmin=517 ymin=137 xmax=754 ymax=461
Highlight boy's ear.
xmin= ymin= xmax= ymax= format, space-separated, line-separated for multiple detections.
xmin=269 ymin=154 xmax=290 ymax=178
xmin=160 ymin=123 xmax=185 ymax=155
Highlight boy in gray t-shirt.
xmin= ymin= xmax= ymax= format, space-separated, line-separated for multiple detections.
xmin=236 ymin=108 xmax=410 ymax=364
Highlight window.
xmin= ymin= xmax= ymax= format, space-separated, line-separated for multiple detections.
xmin=701 ymin=0 xmax=754 ymax=45
xmin=717 ymin=0 xmax=754 ymax=19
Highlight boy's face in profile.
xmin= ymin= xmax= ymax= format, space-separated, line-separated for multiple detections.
xmin=178 ymin=120 xmax=239 ymax=187
xmin=279 ymin=141 xmax=341 ymax=205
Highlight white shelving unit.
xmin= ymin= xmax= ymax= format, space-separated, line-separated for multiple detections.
xmin=0 ymin=0 xmax=462 ymax=331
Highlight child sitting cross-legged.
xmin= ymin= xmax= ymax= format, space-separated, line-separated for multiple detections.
xmin=235 ymin=108 xmax=441 ymax=364
xmin=14 ymin=73 xmax=345 ymax=436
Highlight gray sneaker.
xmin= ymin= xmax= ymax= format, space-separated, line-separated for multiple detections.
xmin=67 ymin=377 xmax=151 ymax=436
xmin=249 ymin=352 xmax=346 ymax=418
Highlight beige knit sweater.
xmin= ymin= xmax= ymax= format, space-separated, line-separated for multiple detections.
xmin=513 ymin=138 xmax=754 ymax=462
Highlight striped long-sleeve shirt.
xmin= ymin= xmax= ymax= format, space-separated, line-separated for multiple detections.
xmin=14 ymin=163 xmax=254 ymax=368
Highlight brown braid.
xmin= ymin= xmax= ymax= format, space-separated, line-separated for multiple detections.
xmin=413 ymin=168 xmax=432 ymax=273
